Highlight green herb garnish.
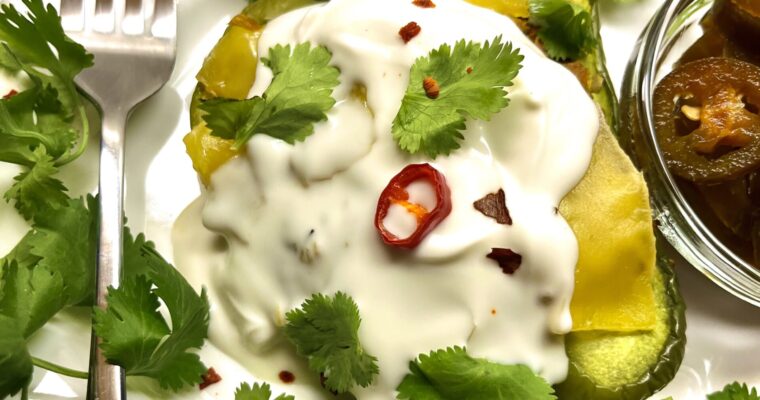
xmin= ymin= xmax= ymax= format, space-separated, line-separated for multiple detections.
xmin=0 ymin=0 xmax=209 ymax=395
xmin=93 ymin=232 xmax=210 ymax=391
xmin=392 ymin=36 xmax=523 ymax=158
xmin=396 ymin=346 xmax=556 ymax=400
xmin=235 ymin=382 xmax=295 ymax=400
xmin=284 ymin=292 xmax=379 ymax=394
xmin=708 ymin=382 xmax=760 ymax=400
xmin=0 ymin=0 xmax=93 ymax=168
xmin=202 ymin=42 xmax=340 ymax=149
xmin=528 ymin=0 xmax=596 ymax=60
xmin=0 ymin=315 xmax=33 ymax=398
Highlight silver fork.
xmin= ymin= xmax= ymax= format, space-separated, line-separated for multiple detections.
xmin=59 ymin=0 xmax=177 ymax=398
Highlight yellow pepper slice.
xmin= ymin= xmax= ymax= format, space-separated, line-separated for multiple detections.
xmin=183 ymin=122 xmax=240 ymax=186
xmin=465 ymin=0 xmax=529 ymax=18
xmin=197 ymin=15 xmax=262 ymax=100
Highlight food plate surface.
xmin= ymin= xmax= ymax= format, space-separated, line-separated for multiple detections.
xmin=0 ymin=0 xmax=757 ymax=398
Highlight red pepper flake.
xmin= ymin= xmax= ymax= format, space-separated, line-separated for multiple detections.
xmin=486 ymin=248 xmax=522 ymax=275
xmin=423 ymin=77 xmax=440 ymax=99
xmin=473 ymin=189 xmax=512 ymax=225
xmin=199 ymin=367 xmax=222 ymax=390
xmin=466 ymin=67 xmax=473 ymax=74
xmin=399 ymin=21 xmax=421 ymax=44
xmin=279 ymin=370 xmax=296 ymax=383
xmin=491 ymin=308 xmax=497 ymax=315
xmin=413 ymin=0 xmax=436 ymax=8
xmin=3 ymin=89 xmax=18 ymax=99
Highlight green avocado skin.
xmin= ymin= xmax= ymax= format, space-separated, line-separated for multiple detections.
xmin=554 ymin=2 xmax=687 ymax=399
xmin=553 ymin=244 xmax=687 ymax=400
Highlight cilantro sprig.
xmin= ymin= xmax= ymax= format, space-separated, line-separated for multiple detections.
xmin=708 ymin=382 xmax=760 ymax=400
xmin=396 ymin=346 xmax=556 ymax=400
xmin=202 ymin=42 xmax=340 ymax=149
xmin=528 ymin=0 xmax=596 ymax=60
xmin=0 ymin=0 xmax=210 ymax=395
xmin=235 ymin=382 xmax=295 ymax=400
xmin=0 ymin=315 xmax=33 ymax=398
xmin=392 ymin=36 xmax=523 ymax=158
xmin=284 ymin=292 xmax=379 ymax=394
xmin=93 ymin=232 xmax=211 ymax=390
xmin=0 ymin=0 xmax=93 ymax=166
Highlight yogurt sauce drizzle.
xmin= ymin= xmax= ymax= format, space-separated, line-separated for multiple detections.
xmin=179 ymin=0 xmax=599 ymax=397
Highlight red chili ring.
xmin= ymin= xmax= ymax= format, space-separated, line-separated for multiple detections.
xmin=374 ymin=163 xmax=452 ymax=248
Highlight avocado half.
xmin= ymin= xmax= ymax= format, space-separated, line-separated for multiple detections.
xmin=555 ymin=247 xmax=686 ymax=399
xmin=189 ymin=1 xmax=687 ymax=399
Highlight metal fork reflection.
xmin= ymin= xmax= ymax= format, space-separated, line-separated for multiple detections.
xmin=59 ymin=0 xmax=177 ymax=398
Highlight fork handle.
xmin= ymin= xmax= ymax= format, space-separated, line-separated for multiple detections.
xmin=88 ymin=111 xmax=128 ymax=400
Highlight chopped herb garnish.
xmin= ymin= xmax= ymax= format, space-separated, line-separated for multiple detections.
xmin=93 ymin=232 xmax=210 ymax=391
xmin=708 ymin=382 xmax=760 ymax=400
xmin=202 ymin=42 xmax=340 ymax=149
xmin=284 ymin=292 xmax=379 ymax=393
xmin=0 ymin=0 xmax=209 ymax=394
xmin=528 ymin=0 xmax=595 ymax=60
xmin=392 ymin=36 xmax=523 ymax=158
xmin=396 ymin=346 xmax=556 ymax=400
xmin=235 ymin=382 xmax=295 ymax=400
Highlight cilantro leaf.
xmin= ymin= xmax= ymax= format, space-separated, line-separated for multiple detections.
xmin=0 ymin=0 xmax=93 ymax=169
xmin=396 ymin=346 xmax=556 ymax=400
xmin=0 ymin=42 xmax=20 ymax=71
xmin=26 ymin=196 xmax=98 ymax=306
xmin=0 ymin=315 xmax=33 ymax=398
xmin=0 ymin=0 xmax=93 ymax=118
xmin=284 ymin=292 xmax=378 ymax=393
xmin=4 ymin=146 xmax=68 ymax=221
xmin=1 ymin=195 xmax=98 ymax=306
xmin=528 ymin=0 xmax=595 ymax=60
xmin=0 ymin=260 xmax=64 ymax=338
xmin=94 ymin=235 xmax=210 ymax=391
xmin=392 ymin=36 xmax=523 ymax=158
xmin=235 ymin=382 xmax=295 ymax=400
xmin=708 ymin=382 xmax=760 ymax=400
xmin=92 ymin=275 xmax=169 ymax=370
xmin=202 ymin=42 xmax=340 ymax=149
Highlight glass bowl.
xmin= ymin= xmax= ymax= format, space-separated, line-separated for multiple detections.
xmin=620 ymin=0 xmax=760 ymax=306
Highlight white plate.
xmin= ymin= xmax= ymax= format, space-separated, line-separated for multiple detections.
xmin=0 ymin=0 xmax=758 ymax=398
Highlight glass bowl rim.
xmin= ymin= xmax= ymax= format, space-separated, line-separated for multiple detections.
xmin=622 ymin=0 xmax=760 ymax=306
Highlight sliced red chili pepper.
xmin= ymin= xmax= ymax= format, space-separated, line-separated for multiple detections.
xmin=3 ymin=89 xmax=17 ymax=99
xmin=374 ymin=163 xmax=452 ymax=248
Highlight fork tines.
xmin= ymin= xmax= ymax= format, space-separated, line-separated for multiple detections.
xmin=60 ymin=0 xmax=175 ymax=38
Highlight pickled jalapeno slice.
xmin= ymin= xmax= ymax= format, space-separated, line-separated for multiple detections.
xmin=653 ymin=57 xmax=760 ymax=182
xmin=714 ymin=0 xmax=760 ymax=50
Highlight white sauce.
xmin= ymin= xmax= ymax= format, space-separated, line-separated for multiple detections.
xmin=176 ymin=0 xmax=599 ymax=397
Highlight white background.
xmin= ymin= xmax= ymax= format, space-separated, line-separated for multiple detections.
xmin=0 ymin=0 xmax=757 ymax=398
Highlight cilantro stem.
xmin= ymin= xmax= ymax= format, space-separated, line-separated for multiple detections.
xmin=55 ymin=105 xmax=90 ymax=167
xmin=21 ymin=386 xmax=28 ymax=400
xmin=32 ymin=357 xmax=89 ymax=379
